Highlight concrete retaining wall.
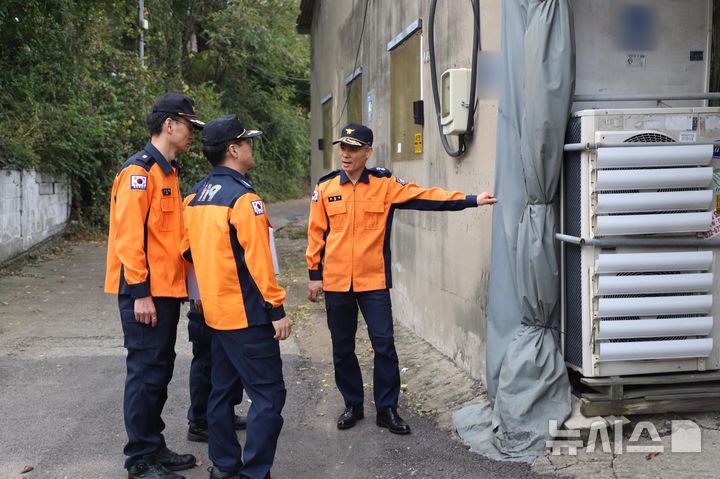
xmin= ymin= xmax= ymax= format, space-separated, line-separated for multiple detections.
xmin=0 ymin=170 xmax=71 ymax=264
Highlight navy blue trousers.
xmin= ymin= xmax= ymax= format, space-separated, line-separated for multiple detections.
xmin=208 ymin=324 xmax=286 ymax=479
xmin=187 ymin=303 xmax=211 ymax=424
xmin=187 ymin=303 xmax=244 ymax=424
xmin=119 ymin=295 xmax=180 ymax=469
xmin=324 ymin=289 xmax=401 ymax=412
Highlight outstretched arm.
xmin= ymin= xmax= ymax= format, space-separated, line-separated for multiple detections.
xmin=387 ymin=176 xmax=496 ymax=211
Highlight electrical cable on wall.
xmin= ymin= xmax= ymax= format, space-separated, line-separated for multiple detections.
xmin=428 ymin=0 xmax=481 ymax=157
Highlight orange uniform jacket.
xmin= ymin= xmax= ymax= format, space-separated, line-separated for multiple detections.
xmin=105 ymin=143 xmax=187 ymax=298
xmin=181 ymin=167 xmax=286 ymax=330
xmin=306 ymin=167 xmax=478 ymax=292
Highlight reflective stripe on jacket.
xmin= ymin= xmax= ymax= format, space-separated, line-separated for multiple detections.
xmin=104 ymin=142 xmax=187 ymax=298
xmin=306 ymin=167 xmax=478 ymax=292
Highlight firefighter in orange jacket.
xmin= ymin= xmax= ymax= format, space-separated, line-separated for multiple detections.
xmin=306 ymin=123 xmax=497 ymax=435
xmin=105 ymin=93 xmax=205 ymax=479
xmin=182 ymin=114 xmax=291 ymax=479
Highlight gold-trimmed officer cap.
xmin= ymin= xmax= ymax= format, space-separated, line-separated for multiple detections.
xmin=332 ymin=123 xmax=373 ymax=147
xmin=152 ymin=92 xmax=205 ymax=129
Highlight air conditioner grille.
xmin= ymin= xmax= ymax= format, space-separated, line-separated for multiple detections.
xmin=623 ymin=133 xmax=676 ymax=143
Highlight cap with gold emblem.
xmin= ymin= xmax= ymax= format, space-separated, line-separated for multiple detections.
xmin=152 ymin=92 xmax=205 ymax=129
xmin=332 ymin=123 xmax=373 ymax=147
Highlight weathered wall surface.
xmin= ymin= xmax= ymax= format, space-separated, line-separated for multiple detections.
xmin=0 ymin=170 xmax=71 ymax=264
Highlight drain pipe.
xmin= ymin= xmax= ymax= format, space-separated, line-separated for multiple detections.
xmin=564 ymin=141 xmax=717 ymax=152
xmin=556 ymin=233 xmax=720 ymax=248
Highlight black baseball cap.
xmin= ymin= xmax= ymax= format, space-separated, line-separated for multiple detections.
xmin=202 ymin=114 xmax=263 ymax=146
xmin=333 ymin=123 xmax=373 ymax=147
xmin=152 ymin=92 xmax=205 ymax=129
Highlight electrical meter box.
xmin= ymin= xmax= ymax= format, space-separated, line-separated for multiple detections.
xmin=441 ymin=68 xmax=471 ymax=135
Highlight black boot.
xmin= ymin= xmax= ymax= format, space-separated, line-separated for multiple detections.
xmin=376 ymin=408 xmax=411 ymax=435
xmin=128 ymin=459 xmax=185 ymax=479
xmin=208 ymin=466 xmax=241 ymax=479
xmin=156 ymin=447 xmax=196 ymax=471
xmin=337 ymin=405 xmax=364 ymax=430
xmin=187 ymin=420 xmax=209 ymax=442
xmin=188 ymin=415 xmax=247 ymax=442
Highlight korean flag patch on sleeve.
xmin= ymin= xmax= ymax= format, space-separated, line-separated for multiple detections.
xmin=251 ymin=200 xmax=265 ymax=216
xmin=311 ymin=190 xmax=319 ymax=203
xmin=131 ymin=175 xmax=147 ymax=190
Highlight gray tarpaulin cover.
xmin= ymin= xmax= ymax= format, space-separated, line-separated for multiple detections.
xmin=453 ymin=0 xmax=574 ymax=461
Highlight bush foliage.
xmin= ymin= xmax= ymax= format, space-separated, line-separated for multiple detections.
xmin=0 ymin=0 xmax=310 ymax=230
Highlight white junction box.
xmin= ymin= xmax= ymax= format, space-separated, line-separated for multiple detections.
xmin=441 ymin=68 xmax=471 ymax=135
xmin=562 ymin=107 xmax=720 ymax=377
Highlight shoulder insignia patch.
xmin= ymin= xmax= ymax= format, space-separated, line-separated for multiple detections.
xmin=395 ymin=177 xmax=408 ymax=185
xmin=317 ymin=169 xmax=341 ymax=185
xmin=311 ymin=190 xmax=319 ymax=202
xmin=368 ymin=167 xmax=392 ymax=178
xmin=130 ymin=175 xmax=147 ymax=190
xmin=251 ymin=200 xmax=265 ymax=216
xmin=134 ymin=151 xmax=151 ymax=164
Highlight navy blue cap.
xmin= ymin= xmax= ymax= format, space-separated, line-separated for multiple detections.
xmin=152 ymin=92 xmax=205 ymax=129
xmin=333 ymin=123 xmax=373 ymax=147
xmin=202 ymin=114 xmax=263 ymax=146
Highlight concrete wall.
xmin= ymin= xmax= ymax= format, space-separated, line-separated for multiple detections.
xmin=0 ymin=170 xmax=71 ymax=264
xmin=307 ymin=0 xmax=501 ymax=382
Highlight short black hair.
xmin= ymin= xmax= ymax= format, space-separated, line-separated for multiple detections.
xmin=146 ymin=112 xmax=182 ymax=136
xmin=202 ymin=140 xmax=249 ymax=167
xmin=203 ymin=140 xmax=230 ymax=166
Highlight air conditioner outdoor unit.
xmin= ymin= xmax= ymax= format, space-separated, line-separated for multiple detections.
xmin=561 ymin=107 xmax=720 ymax=377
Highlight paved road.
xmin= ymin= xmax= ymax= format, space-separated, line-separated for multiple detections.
xmin=0 ymin=200 xmax=547 ymax=479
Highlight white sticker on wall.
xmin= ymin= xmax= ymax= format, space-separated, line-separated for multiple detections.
xmin=679 ymin=132 xmax=697 ymax=143
xmin=397 ymin=143 xmax=402 ymax=153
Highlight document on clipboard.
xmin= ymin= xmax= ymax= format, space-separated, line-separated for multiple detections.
xmin=269 ymin=227 xmax=280 ymax=276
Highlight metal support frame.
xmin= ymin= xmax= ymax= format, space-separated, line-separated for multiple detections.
xmin=573 ymin=93 xmax=720 ymax=102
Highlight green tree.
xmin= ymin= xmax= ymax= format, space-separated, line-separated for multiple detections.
xmin=0 ymin=0 xmax=309 ymax=232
